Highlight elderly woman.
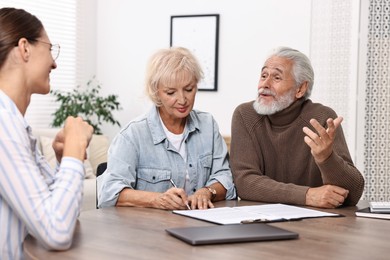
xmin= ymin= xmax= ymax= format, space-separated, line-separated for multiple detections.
xmin=98 ymin=47 xmax=235 ymax=210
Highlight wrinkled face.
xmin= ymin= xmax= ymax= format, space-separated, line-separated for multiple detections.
xmin=253 ymin=56 xmax=298 ymax=115
xmin=157 ymin=71 xmax=197 ymax=121
xmin=27 ymin=30 xmax=57 ymax=95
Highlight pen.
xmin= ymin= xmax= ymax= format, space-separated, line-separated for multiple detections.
xmin=169 ymin=179 xmax=178 ymax=188
xmin=170 ymin=179 xmax=191 ymax=210
xmin=240 ymin=218 xmax=296 ymax=224
xmin=241 ymin=218 xmax=270 ymax=224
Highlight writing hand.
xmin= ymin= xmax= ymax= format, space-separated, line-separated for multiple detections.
xmin=155 ymin=187 xmax=189 ymax=210
xmin=305 ymin=185 xmax=349 ymax=208
xmin=303 ymin=116 xmax=343 ymax=163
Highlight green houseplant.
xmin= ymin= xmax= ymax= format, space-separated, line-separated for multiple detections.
xmin=51 ymin=77 xmax=121 ymax=134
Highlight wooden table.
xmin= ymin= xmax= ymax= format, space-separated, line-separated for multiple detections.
xmin=24 ymin=200 xmax=389 ymax=260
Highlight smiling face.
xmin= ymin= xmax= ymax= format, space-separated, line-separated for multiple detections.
xmin=157 ymin=70 xmax=197 ymax=131
xmin=27 ymin=29 xmax=57 ymax=95
xmin=253 ymin=56 xmax=300 ymax=115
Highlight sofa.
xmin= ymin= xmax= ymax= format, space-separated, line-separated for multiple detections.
xmin=32 ymin=128 xmax=109 ymax=211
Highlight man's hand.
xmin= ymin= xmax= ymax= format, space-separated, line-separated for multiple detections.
xmin=306 ymin=185 xmax=349 ymax=208
xmin=303 ymin=116 xmax=343 ymax=163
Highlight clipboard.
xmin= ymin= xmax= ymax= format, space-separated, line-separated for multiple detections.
xmin=172 ymin=203 xmax=341 ymax=225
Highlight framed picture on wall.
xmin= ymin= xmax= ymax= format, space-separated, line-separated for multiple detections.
xmin=170 ymin=14 xmax=219 ymax=91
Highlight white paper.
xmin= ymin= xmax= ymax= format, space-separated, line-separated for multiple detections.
xmin=173 ymin=203 xmax=340 ymax=225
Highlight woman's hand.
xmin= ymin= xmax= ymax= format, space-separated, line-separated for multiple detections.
xmin=153 ymin=188 xmax=189 ymax=210
xmin=52 ymin=129 xmax=65 ymax=163
xmin=188 ymin=188 xmax=214 ymax=210
xmin=52 ymin=116 xmax=94 ymax=162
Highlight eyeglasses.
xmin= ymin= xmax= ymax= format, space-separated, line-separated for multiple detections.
xmin=26 ymin=39 xmax=61 ymax=61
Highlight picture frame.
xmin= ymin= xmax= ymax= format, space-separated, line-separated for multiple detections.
xmin=170 ymin=14 xmax=219 ymax=91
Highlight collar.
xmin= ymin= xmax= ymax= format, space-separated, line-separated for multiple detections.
xmin=146 ymin=107 xmax=199 ymax=145
xmin=0 ymin=89 xmax=30 ymax=131
xmin=267 ymin=98 xmax=306 ymax=126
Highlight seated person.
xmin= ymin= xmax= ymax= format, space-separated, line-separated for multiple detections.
xmin=230 ymin=46 xmax=364 ymax=208
xmin=98 ymin=47 xmax=236 ymax=210
xmin=0 ymin=7 xmax=93 ymax=259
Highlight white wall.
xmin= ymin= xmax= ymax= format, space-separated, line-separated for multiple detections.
xmin=95 ymin=0 xmax=312 ymax=140
xmin=77 ymin=0 xmax=97 ymax=85
xmin=309 ymin=0 xmax=361 ymax=162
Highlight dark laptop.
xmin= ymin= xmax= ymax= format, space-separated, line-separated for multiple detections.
xmin=166 ymin=223 xmax=298 ymax=245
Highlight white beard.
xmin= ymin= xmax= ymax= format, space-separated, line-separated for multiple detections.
xmin=253 ymin=88 xmax=296 ymax=115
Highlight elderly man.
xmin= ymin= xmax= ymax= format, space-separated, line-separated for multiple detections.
xmin=230 ymin=47 xmax=364 ymax=208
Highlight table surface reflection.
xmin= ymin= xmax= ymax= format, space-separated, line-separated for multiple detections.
xmin=24 ymin=200 xmax=390 ymax=260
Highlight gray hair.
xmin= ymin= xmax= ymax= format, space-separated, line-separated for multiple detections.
xmin=145 ymin=47 xmax=203 ymax=106
xmin=267 ymin=47 xmax=314 ymax=99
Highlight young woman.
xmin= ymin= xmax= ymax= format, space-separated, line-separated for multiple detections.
xmin=0 ymin=7 xmax=93 ymax=259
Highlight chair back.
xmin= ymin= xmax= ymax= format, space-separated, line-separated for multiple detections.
xmin=96 ymin=162 xmax=107 ymax=208
xmin=96 ymin=162 xmax=107 ymax=177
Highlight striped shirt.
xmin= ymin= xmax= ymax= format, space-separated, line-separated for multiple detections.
xmin=0 ymin=90 xmax=85 ymax=259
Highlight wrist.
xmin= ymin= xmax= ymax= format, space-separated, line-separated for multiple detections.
xmin=203 ymin=186 xmax=217 ymax=201
xmin=305 ymin=188 xmax=314 ymax=206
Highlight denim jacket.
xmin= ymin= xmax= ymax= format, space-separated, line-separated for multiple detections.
xmin=97 ymin=107 xmax=236 ymax=207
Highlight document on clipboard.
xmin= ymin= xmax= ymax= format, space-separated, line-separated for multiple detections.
xmin=173 ymin=203 xmax=341 ymax=225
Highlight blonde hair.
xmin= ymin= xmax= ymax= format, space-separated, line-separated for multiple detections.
xmin=145 ymin=47 xmax=203 ymax=106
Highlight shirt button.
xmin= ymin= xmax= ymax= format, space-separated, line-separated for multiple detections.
xmin=152 ymin=176 xmax=156 ymax=180
xmin=189 ymin=164 xmax=192 ymax=167
xmin=192 ymin=188 xmax=196 ymax=192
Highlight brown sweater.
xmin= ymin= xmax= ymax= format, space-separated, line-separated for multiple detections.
xmin=230 ymin=98 xmax=364 ymax=206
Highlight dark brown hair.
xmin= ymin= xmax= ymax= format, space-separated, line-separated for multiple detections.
xmin=0 ymin=7 xmax=43 ymax=69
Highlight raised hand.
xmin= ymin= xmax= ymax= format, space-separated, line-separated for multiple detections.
xmin=52 ymin=116 xmax=94 ymax=162
xmin=303 ymin=116 xmax=343 ymax=163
